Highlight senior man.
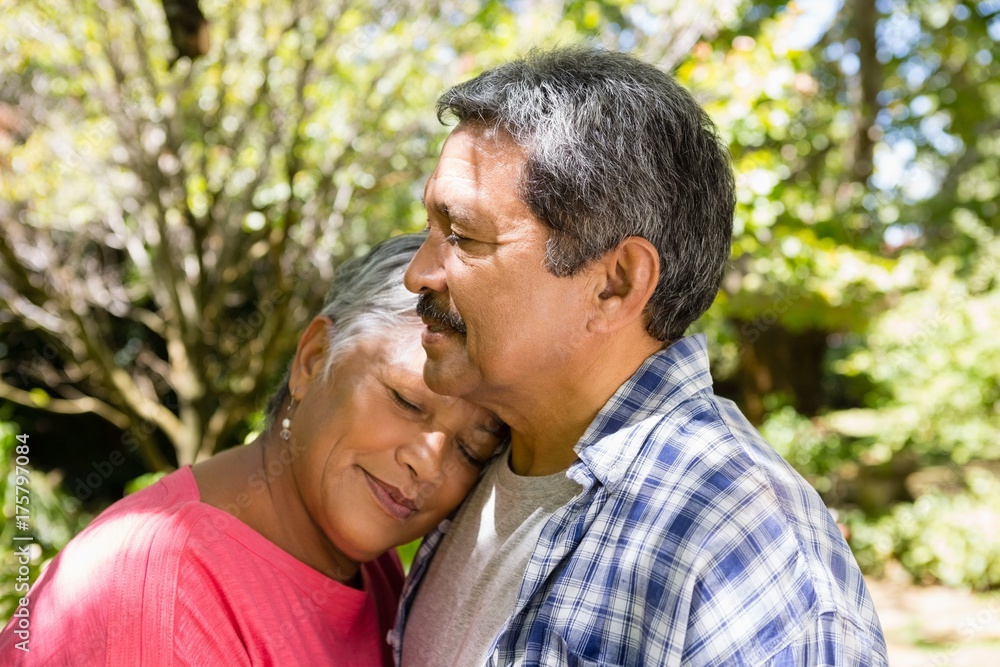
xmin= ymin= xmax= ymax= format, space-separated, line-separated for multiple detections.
xmin=394 ymin=47 xmax=887 ymax=666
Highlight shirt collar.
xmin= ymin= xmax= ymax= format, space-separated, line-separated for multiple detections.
xmin=568 ymin=334 xmax=714 ymax=489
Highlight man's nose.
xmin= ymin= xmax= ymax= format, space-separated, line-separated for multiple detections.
xmin=404 ymin=236 xmax=447 ymax=295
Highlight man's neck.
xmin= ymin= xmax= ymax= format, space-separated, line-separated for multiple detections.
xmin=499 ymin=335 xmax=666 ymax=476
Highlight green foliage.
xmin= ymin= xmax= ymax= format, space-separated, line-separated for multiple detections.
xmin=847 ymin=469 xmax=1000 ymax=590
xmin=760 ymin=405 xmax=861 ymax=486
xmin=830 ymin=236 xmax=1000 ymax=465
xmin=689 ymin=0 xmax=1000 ymax=340
xmin=764 ymin=234 xmax=1000 ymax=588
xmin=124 ymin=471 xmax=167 ymax=496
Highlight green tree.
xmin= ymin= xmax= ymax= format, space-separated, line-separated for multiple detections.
xmin=683 ymin=0 xmax=999 ymax=424
xmin=0 ymin=0 xmax=502 ymax=469
xmin=0 ymin=0 xmax=737 ymax=471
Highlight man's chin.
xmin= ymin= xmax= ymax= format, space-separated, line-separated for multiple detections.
xmin=421 ymin=356 xmax=473 ymax=399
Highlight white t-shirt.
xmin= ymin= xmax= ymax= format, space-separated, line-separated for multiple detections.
xmin=401 ymin=452 xmax=582 ymax=666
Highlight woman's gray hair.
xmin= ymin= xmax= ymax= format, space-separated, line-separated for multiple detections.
xmin=265 ymin=232 xmax=426 ymax=426
xmin=437 ymin=46 xmax=735 ymax=342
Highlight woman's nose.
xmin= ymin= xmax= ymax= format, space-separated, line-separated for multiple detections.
xmin=397 ymin=430 xmax=449 ymax=485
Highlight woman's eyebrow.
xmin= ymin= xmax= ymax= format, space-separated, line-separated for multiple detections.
xmin=476 ymin=421 xmax=506 ymax=437
xmin=389 ymin=366 xmax=425 ymax=385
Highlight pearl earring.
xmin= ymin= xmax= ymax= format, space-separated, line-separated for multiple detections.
xmin=279 ymin=391 xmax=297 ymax=441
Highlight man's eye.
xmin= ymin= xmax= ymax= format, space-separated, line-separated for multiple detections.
xmin=445 ymin=233 xmax=469 ymax=246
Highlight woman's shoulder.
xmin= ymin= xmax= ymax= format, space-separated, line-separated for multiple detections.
xmin=70 ymin=467 xmax=206 ymax=554
xmin=38 ymin=467 xmax=210 ymax=604
xmin=90 ymin=465 xmax=201 ymax=514
xmin=0 ymin=468 xmax=210 ymax=664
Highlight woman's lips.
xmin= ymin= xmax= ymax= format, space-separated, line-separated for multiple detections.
xmin=363 ymin=471 xmax=417 ymax=521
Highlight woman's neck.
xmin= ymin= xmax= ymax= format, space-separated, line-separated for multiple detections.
xmin=191 ymin=435 xmax=361 ymax=586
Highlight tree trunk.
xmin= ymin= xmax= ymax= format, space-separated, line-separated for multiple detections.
xmin=733 ymin=319 xmax=829 ymax=424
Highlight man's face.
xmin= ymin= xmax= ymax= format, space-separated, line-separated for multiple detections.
xmin=404 ymin=125 xmax=595 ymax=404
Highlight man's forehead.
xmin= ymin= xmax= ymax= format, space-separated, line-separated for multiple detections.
xmin=439 ymin=124 xmax=524 ymax=170
xmin=424 ymin=127 xmax=524 ymax=200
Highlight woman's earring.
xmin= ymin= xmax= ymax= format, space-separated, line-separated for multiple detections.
xmin=279 ymin=391 xmax=297 ymax=441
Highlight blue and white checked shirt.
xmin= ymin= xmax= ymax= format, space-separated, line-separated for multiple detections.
xmin=390 ymin=335 xmax=887 ymax=666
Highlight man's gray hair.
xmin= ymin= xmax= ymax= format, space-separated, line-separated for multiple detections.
xmin=437 ymin=46 xmax=735 ymax=342
xmin=265 ymin=233 xmax=425 ymax=426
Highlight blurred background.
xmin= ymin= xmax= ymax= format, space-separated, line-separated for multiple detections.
xmin=1 ymin=0 xmax=998 ymax=662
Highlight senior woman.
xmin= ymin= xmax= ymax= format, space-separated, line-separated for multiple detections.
xmin=0 ymin=234 xmax=505 ymax=666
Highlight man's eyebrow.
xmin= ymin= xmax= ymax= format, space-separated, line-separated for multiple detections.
xmin=425 ymin=199 xmax=477 ymax=225
xmin=417 ymin=189 xmax=440 ymax=215
xmin=431 ymin=201 xmax=450 ymax=219
xmin=418 ymin=192 xmax=441 ymax=218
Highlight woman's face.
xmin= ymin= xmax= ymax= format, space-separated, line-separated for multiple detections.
xmin=287 ymin=317 xmax=504 ymax=565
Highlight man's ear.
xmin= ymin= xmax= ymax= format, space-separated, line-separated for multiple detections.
xmin=289 ymin=316 xmax=333 ymax=397
xmin=587 ymin=237 xmax=659 ymax=335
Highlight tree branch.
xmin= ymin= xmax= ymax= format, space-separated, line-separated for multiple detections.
xmin=850 ymin=0 xmax=880 ymax=182
xmin=0 ymin=379 xmax=130 ymax=430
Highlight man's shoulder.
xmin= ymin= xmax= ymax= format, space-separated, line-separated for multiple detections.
xmin=592 ymin=391 xmax=849 ymax=584
xmin=614 ymin=391 xmax=796 ymax=515
xmin=563 ymin=395 xmax=885 ymax=664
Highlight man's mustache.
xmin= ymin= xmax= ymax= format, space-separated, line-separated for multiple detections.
xmin=416 ymin=293 xmax=467 ymax=335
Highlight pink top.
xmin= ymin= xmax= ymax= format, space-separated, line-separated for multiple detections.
xmin=0 ymin=467 xmax=404 ymax=666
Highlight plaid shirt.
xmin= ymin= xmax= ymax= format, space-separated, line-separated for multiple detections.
xmin=390 ymin=335 xmax=887 ymax=666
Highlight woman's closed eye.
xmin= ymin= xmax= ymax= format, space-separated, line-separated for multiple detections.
xmin=455 ymin=439 xmax=486 ymax=469
xmin=389 ymin=389 xmax=422 ymax=414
